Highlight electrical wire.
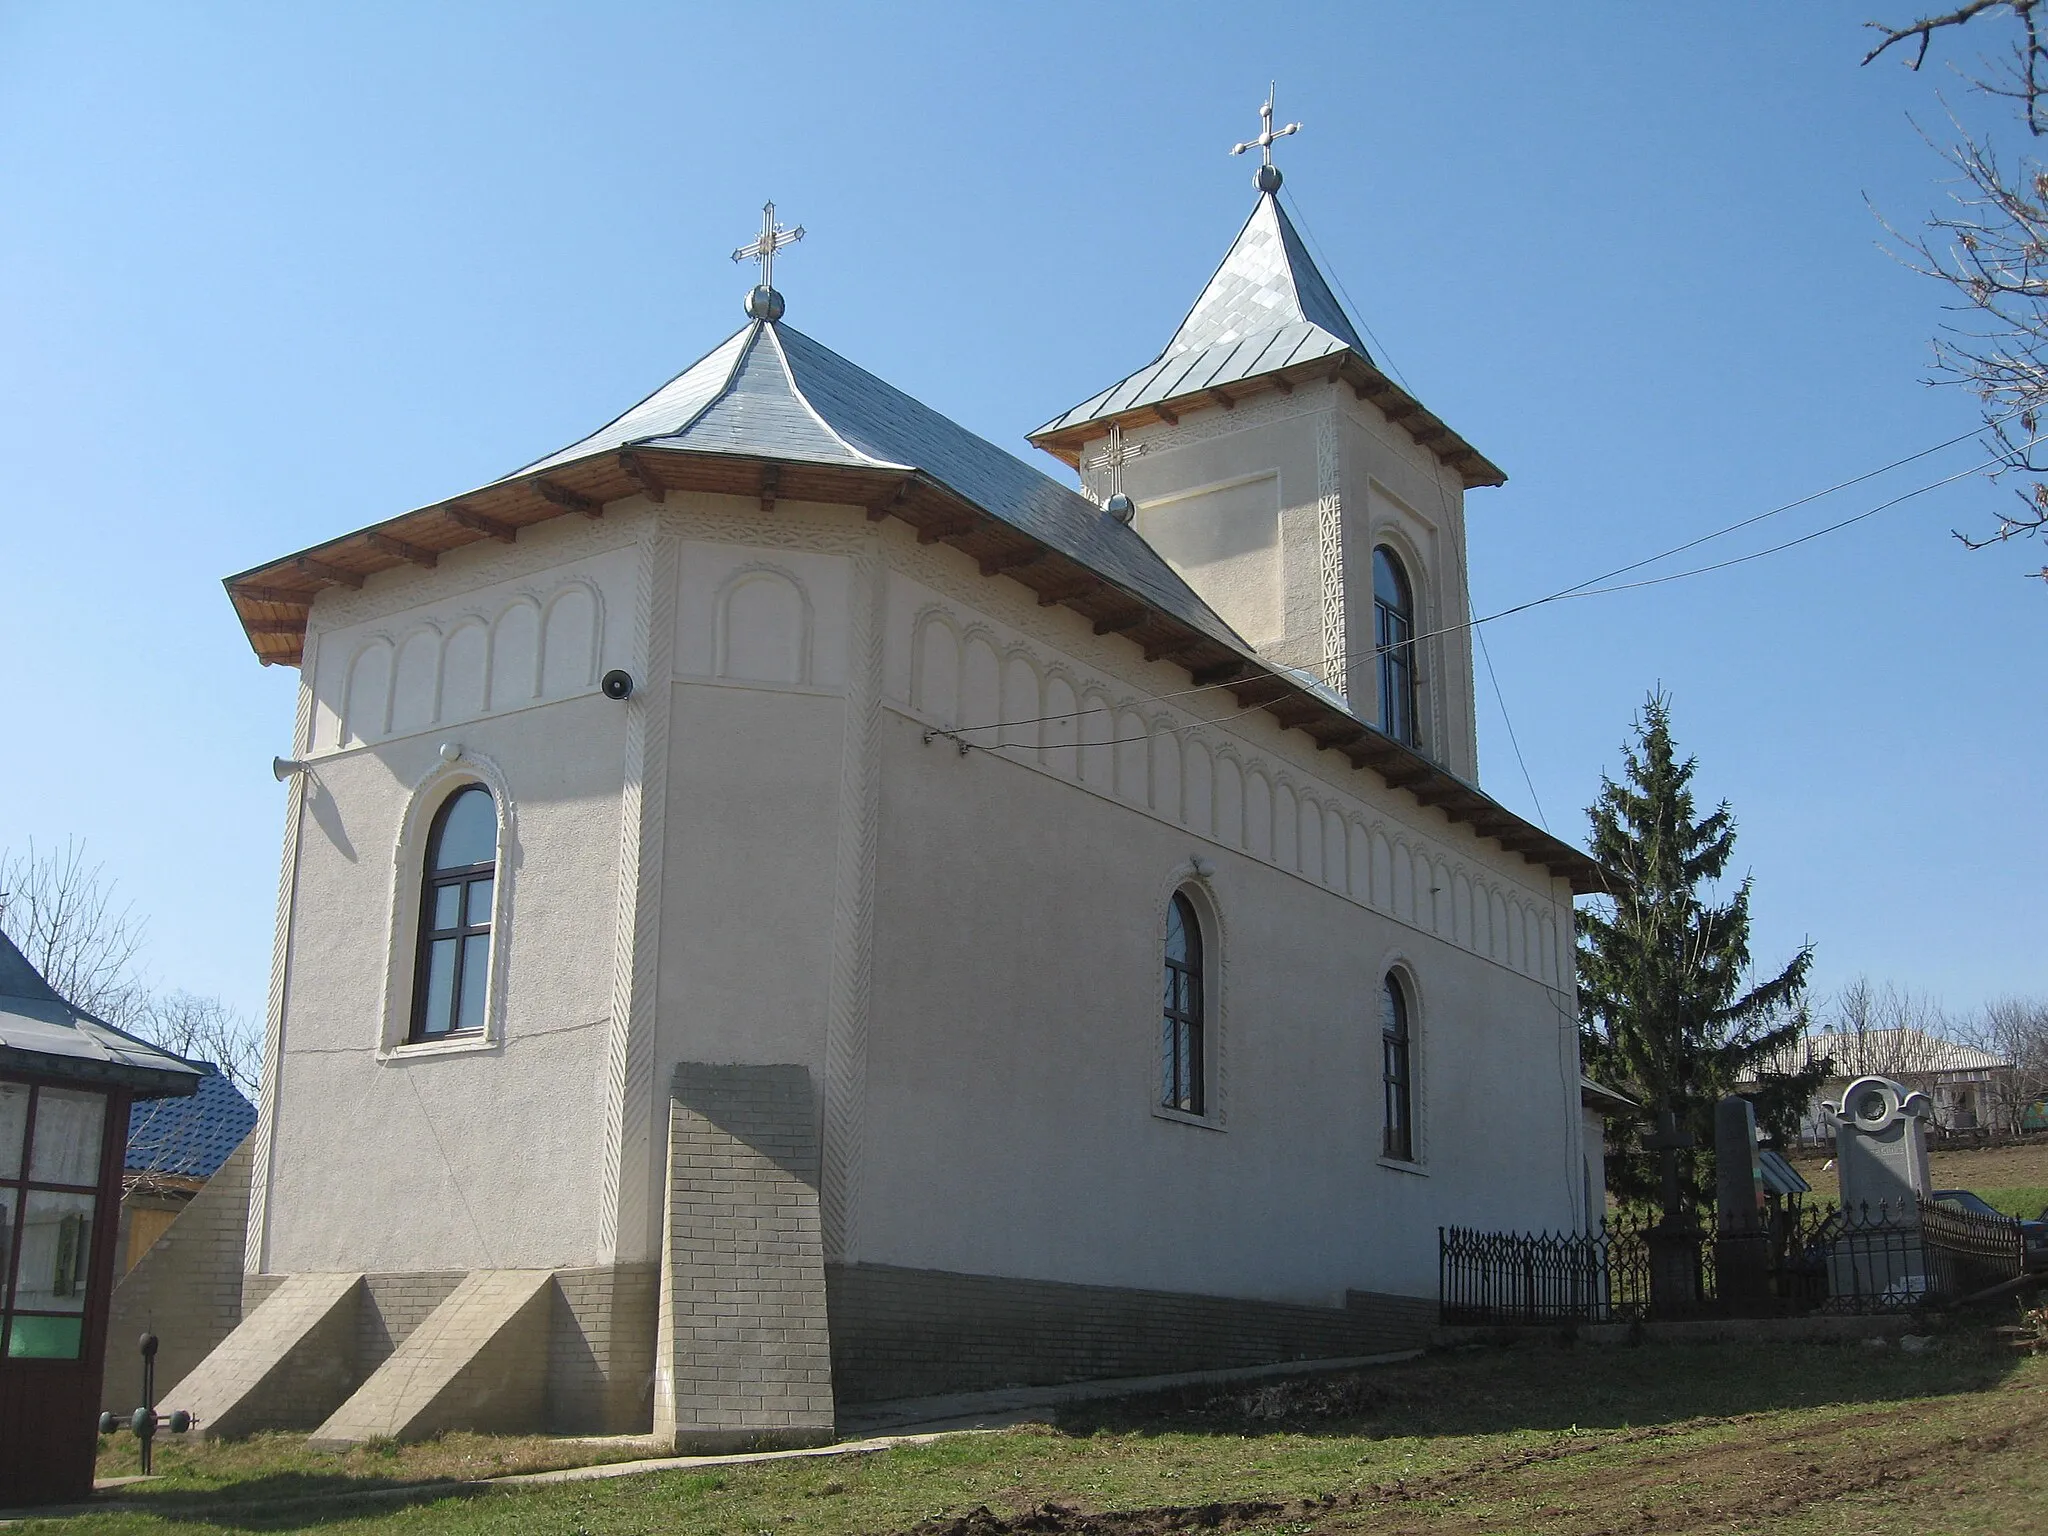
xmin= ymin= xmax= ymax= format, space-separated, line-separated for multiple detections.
xmin=931 ymin=435 xmax=2031 ymax=749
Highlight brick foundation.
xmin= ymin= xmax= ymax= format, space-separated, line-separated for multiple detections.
xmin=654 ymin=1063 xmax=836 ymax=1450
xmin=824 ymin=1262 xmax=1436 ymax=1404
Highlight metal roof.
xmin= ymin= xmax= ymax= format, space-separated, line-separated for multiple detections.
xmin=0 ymin=929 xmax=202 ymax=1099
xmin=125 ymin=1064 xmax=257 ymax=1181
xmin=1034 ymin=194 xmax=1361 ymax=437
xmin=1747 ymin=1029 xmax=2009 ymax=1081
xmin=222 ymin=304 xmax=1596 ymax=892
xmin=1027 ymin=193 xmax=1505 ymax=490
xmin=502 ymin=318 xmax=1248 ymax=652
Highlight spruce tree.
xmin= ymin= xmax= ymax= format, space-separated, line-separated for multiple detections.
xmin=1578 ymin=694 xmax=1824 ymax=1209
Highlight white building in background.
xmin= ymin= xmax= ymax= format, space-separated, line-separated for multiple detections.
xmin=170 ymin=143 xmax=1600 ymax=1449
xmin=1749 ymin=1030 xmax=2013 ymax=1141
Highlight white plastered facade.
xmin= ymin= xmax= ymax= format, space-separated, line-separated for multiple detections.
xmin=248 ymin=461 xmax=1587 ymax=1315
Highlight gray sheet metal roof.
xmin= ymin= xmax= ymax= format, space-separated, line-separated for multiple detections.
xmin=0 ymin=930 xmax=202 ymax=1097
xmin=503 ymin=318 xmax=1247 ymax=651
xmin=1035 ymin=193 xmax=1368 ymax=437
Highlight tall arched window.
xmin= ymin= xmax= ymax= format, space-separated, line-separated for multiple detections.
xmin=1373 ymin=546 xmax=1418 ymax=747
xmin=411 ymin=785 xmax=497 ymax=1040
xmin=1381 ymin=972 xmax=1414 ymax=1161
xmin=1161 ymin=892 xmax=1205 ymax=1115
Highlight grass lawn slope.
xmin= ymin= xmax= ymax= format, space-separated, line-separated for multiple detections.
xmin=41 ymin=1316 xmax=2048 ymax=1535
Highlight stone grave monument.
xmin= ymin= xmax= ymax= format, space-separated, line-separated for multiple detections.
xmin=1824 ymin=1075 xmax=1934 ymax=1304
xmin=1713 ymin=1095 xmax=1771 ymax=1307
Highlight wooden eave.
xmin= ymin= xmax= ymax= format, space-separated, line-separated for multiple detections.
xmin=225 ymin=447 xmax=1592 ymax=892
xmin=1027 ymin=352 xmax=1508 ymax=491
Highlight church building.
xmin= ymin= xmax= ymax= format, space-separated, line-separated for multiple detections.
xmin=183 ymin=111 xmax=1599 ymax=1448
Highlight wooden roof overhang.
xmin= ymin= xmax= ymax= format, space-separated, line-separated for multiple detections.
xmin=225 ymin=447 xmax=1595 ymax=892
xmin=1027 ymin=350 xmax=1508 ymax=491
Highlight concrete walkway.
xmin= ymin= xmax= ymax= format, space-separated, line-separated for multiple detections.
xmin=9 ymin=1351 xmax=1419 ymax=1525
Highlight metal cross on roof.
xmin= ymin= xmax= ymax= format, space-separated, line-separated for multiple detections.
xmin=1085 ymin=422 xmax=1146 ymax=521
xmin=733 ymin=201 xmax=805 ymax=320
xmin=1230 ymin=83 xmax=1301 ymax=192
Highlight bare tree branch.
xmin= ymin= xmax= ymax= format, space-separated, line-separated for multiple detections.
xmin=0 ymin=839 xmax=263 ymax=1099
xmin=1870 ymin=3 xmax=2048 ymax=573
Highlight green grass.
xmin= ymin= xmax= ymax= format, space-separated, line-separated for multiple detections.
xmin=1978 ymin=1185 xmax=2048 ymax=1219
xmin=34 ymin=1317 xmax=2048 ymax=1536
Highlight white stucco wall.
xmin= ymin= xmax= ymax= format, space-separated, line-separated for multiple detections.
xmin=248 ymin=486 xmax=1582 ymax=1308
xmin=855 ymin=531 xmax=1582 ymax=1304
xmin=255 ymin=517 xmax=643 ymax=1274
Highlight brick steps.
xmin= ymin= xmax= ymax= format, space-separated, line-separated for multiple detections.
xmin=308 ymin=1269 xmax=554 ymax=1448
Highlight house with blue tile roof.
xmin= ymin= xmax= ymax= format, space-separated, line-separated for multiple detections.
xmin=119 ymin=1064 xmax=256 ymax=1271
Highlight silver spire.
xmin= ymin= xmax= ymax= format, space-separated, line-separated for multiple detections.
xmin=732 ymin=201 xmax=805 ymax=320
xmin=1229 ymin=83 xmax=1300 ymax=193
xmin=1084 ymin=422 xmax=1147 ymax=522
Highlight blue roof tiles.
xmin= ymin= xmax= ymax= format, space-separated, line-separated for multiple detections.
xmin=125 ymin=1065 xmax=256 ymax=1181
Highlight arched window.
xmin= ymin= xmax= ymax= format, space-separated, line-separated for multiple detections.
xmin=1373 ymin=547 xmax=1418 ymax=747
xmin=411 ymin=785 xmax=497 ymax=1040
xmin=1381 ymin=972 xmax=1414 ymax=1161
xmin=1161 ymin=892 xmax=1205 ymax=1115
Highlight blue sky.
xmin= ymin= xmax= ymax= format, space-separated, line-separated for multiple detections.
xmin=1 ymin=2 xmax=2039 ymax=1023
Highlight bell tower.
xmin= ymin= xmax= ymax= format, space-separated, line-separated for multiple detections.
xmin=1028 ymin=92 xmax=1502 ymax=782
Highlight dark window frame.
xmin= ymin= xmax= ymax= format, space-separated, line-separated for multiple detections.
xmin=1161 ymin=891 xmax=1206 ymax=1116
xmin=408 ymin=785 xmax=497 ymax=1042
xmin=1373 ymin=546 xmax=1419 ymax=748
xmin=1381 ymin=972 xmax=1415 ymax=1161
xmin=0 ymin=1076 xmax=111 ymax=1362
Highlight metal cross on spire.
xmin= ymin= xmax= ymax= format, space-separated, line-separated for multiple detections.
xmin=1085 ymin=422 xmax=1146 ymax=522
xmin=733 ymin=201 xmax=805 ymax=320
xmin=1230 ymin=83 xmax=1301 ymax=193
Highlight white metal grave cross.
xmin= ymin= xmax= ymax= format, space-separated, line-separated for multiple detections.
xmin=1230 ymin=82 xmax=1301 ymax=166
xmin=1085 ymin=422 xmax=1146 ymax=508
xmin=732 ymin=201 xmax=805 ymax=291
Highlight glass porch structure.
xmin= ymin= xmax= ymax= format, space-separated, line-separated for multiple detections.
xmin=0 ymin=929 xmax=199 ymax=1506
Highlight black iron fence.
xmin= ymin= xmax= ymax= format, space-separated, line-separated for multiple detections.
xmin=1441 ymin=1198 xmax=2024 ymax=1325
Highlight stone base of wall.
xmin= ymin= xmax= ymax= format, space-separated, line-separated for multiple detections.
xmin=212 ymin=1258 xmax=1429 ymax=1433
xmin=211 ymin=1264 xmax=659 ymax=1437
xmin=825 ymin=1262 xmax=1436 ymax=1405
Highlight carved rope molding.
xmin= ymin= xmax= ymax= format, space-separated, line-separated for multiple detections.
xmin=245 ymin=668 xmax=318 ymax=1274
xmin=597 ymin=512 xmax=680 ymax=1266
xmin=821 ymin=536 xmax=884 ymax=1262
xmin=1315 ymin=408 xmax=1345 ymax=696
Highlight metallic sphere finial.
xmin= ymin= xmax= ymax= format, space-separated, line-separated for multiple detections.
xmin=1230 ymin=82 xmax=1301 ymax=191
xmin=732 ymin=201 xmax=804 ymax=320
xmin=1085 ymin=422 xmax=1147 ymax=519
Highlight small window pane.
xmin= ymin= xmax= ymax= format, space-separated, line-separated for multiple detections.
xmin=0 ymin=1186 xmax=14 ymax=1294
xmin=7 ymin=1315 xmax=84 ymax=1360
xmin=28 ymin=1088 xmax=106 ymax=1186
xmin=456 ymin=935 xmax=490 ymax=1031
xmin=432 ymin=884 xmax=461 ymax=931
xmin=15 ymin=1191 xmax=95 ymax=1312
xmin=432 ymin=787 xmax=496 ymax=871
xmin=1373 ymin=546 xmax=1411 ymax=611
xmin=422 ymin=939 xmax=457 ymax=1034
xmin=0 ymin=1082 xmax=26 ymax=1180
xmin=465 ymin=877 xmax=494 ymax=927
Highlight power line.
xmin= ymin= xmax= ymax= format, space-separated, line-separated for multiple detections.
xmin=934 ymin=435 xmax=2029 ymax=745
